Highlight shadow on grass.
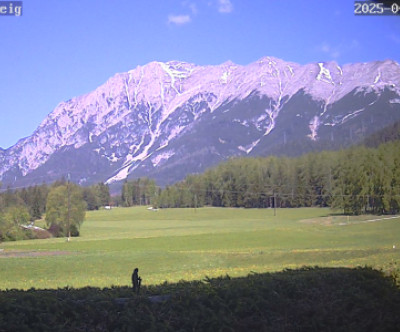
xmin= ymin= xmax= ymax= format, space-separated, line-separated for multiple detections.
xmin=1 ymin=267 xmax=399 ymax=331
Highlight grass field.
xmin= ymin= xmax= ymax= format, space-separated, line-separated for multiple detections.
xmin=1 ymin=207 xmax=399 ymax=290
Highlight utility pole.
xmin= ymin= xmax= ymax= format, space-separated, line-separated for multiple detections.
xmin=67 ymin=173 xmax=71 ymax=242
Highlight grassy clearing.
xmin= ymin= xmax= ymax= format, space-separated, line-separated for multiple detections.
xmin=1 ymin=207 xmax=399 ymax=290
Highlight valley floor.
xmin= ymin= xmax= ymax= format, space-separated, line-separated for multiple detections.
xmin=1 ymin=207 xmax=399 ymax=290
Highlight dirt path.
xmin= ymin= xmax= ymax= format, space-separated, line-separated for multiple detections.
xmin=300 ymin=215 xmax=400 ymax=226
xmin=338 ymin=215 xmax=400 ymax=226
xmin=0 ymin=250 xmax=73 ymax=258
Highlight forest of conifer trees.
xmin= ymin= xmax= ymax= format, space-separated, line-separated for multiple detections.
xmin=153 ymin=141 xmax=400 ymax=215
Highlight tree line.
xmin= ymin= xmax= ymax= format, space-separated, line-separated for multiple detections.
xmin=151 ymin=141 xmax=400 ymax=215
xmin=1 ymin=139 xmax=399 ymax=241
xmin=0 ymin=180 xmax=110 ymax=241
xmin=121 ymin=177 xmax=157 ymax=207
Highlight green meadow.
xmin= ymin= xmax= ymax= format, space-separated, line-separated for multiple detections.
xmin=1 ymin=207 xmax=399 ymax=290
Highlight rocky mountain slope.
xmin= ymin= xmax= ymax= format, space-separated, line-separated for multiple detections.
xmin=1 ymin=57 xmax=399 ymax=188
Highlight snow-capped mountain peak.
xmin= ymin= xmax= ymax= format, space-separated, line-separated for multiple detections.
xmin=1 ymin=57 xmax=399 ymax=188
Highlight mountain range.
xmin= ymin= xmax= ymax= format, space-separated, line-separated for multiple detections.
xmin=1 ymin=56 xmax=400 ymax=189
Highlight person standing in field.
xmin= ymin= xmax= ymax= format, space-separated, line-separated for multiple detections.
xmin=132 ymin=268 xmax=141 ymax=294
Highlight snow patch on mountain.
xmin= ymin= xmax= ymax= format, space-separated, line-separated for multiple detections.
xmin=105 ymin=163 xmax=136 ymax=184
xmin=151 ymin=150 xmax=175 ymax=167
xmin=374 ymin=71 xmax=381 ymax=84
xmin=317 ymin=63 xmax=334 ymax=84
xmin=238 ymin=139 xmax=261 ymax=154
xmin=341 ymin=108 xmax=366 ymax=124
xmin=308 ymin=116 xmax=320 ymax=141
xmin=219 ymin=138 xmax=227 ymax=144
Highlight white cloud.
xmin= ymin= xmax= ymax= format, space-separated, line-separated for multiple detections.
xmin=321 ymin=43 xmax=330 ymax=53
xmin=318 ymin=42 xmax=341 ymax=59
xmin=218 ymin=0 xmax=233 ymax=13
xmin=316 ymin=40 xmax=361 ymax=61
xmin=168 ymin=14 xmax=191 ymax=25
xmin=331 ymin=50 xmax=341 ymax=59
xmin=389 ymin=33 xmax=400 ymax=44
xmin=189 ymin=3 xmax=198 ymax=14
xmin=182 ymin=1 xmax=198 ymax=15
xmin=350 ymin=39 xmax=360 ymax=49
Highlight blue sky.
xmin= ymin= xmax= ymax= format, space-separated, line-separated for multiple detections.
xmin=0 ymin=0 xmax=399 ymax=149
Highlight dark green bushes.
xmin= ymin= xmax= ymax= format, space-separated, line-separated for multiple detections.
xmin=0 ymin=267 xmax=399 ymax=331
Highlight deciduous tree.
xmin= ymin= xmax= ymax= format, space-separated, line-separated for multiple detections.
xmin=45 ymin=184 xmax=86 ymax=238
